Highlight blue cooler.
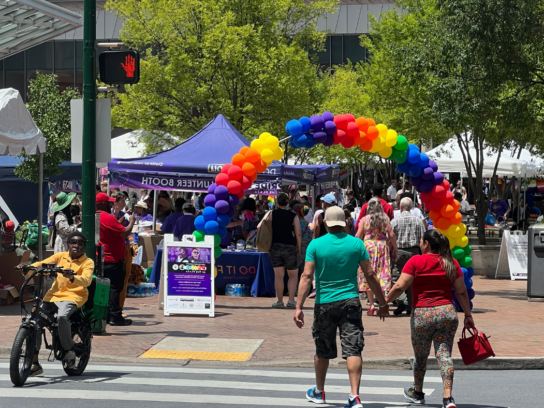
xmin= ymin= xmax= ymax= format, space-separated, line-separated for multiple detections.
xmin=225 ymin=283 xmax=251 ymax=297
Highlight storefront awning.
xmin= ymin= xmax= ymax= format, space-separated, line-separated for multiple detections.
xmin=0 ymin=0 xmax=81 ymax=59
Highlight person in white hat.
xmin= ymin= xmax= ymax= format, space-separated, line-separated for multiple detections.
xmin=134 ymin=201 xmax=153 ymax=222
xmin=294 ymin=206 xmax=389 ymax=408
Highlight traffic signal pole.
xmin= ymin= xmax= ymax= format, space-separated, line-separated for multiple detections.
xmin=82 ymin=0 xmax=96 ymax=261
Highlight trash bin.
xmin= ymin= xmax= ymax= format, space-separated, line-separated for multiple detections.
xmin=527 ymin=224 xmax=544 ymax=298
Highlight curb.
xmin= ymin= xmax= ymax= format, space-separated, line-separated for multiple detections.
xmin=1 ymin=346 xmax=542 ymax=370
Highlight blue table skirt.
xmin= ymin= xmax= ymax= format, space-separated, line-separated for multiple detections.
xmin=150 ymin=248 xmax=276 ymax=297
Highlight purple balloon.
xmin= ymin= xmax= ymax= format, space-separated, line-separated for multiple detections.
xmin=468 ymin=288 xmax=475 ymax=300
xmin=421 ymin=166 xmax=434 ymax=181
xmin=204 ymin=193 xmax=217 ymax=208
xmin=323 ymin=134 xmax=335 ymax=147
xmin=214 ymin=185 xmax=229 ymax=201
xmin=215 ymin=199 xmax=230 ymax=214
xmin=433 ymin=171 xmax=444 ymax=185
xmin=207 ymin=183 xmax=217 ymax=194
xmin=429 ymin=160 xmax=438 ymax=172
xmin=229 ymin=194 xmax=240 ymax=208
xmin=420 ymin=180 xmax=434 ymax=193
xmin=324 ymin=120 xmax=337 ymax=136
xmin=469 ymin=300 xmax=474 ymax=310
xmin=410 ymin=176 xmax=422 ymax=189
xmin=227 ymin=207 xmax=235 ymax=218
xmin=314 ymin=131 xmax=327 ymax=144
xmin=322 ymin=111 xmax=334 ymax=122
xmin=310 ymin=115 xmax=325 ymax=131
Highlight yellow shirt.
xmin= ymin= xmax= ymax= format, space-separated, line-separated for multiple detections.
xmin=31 ymin=252 xmax=94 ymax=308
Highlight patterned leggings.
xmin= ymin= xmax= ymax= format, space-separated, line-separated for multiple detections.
xmin=411 ymin=304 xmax=459 ymax=389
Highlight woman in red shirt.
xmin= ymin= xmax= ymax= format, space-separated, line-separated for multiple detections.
xmin=386 ymin=229 xmax=473 ymax=408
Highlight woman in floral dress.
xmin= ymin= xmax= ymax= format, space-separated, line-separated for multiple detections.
xmin=356 ymin=198 xmax=398 ymax=315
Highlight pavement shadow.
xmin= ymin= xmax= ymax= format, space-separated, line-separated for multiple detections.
xmin=23 ymin=371 xmax=129 ymax=388
xmin=477 ymin=289 xmax=527 ymax=301
xmin=99 ymin=330 xmax=209 ymax=338
xmin=338 ymin=404 xmax=508 ymax=408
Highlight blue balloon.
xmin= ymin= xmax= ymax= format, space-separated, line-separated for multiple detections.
xmin=217 ymin=227 xmax=227 ymax=238
xmin=452 ymin=295 xmax=461 ymax=311
xmin=217 ymin=213 xmax=231 ymax=228
xmin=289 ymin=136 xmax=300 ymax=149
xmin=407 ymin=148 xmax=421 ymax=164
xmin=397 ymin=160 xmax=411 ymax=174
xmin=194 ymin=215 xmax=206 ymax=231
xmin=465 ymin=278 xmax=473 ymax=290
xmin=286 ymin=119 xmax=303 ymax=136
xmin=203 ymin=206 xmax=217 ymax=222
xmin=409 ymin=164 xmax=422 ymax=177
xmin=296 ymin=134 xmax=308 ymax=147
xmin=299 ymin=116 xmax=312 ymax=132
xmin=462 ymin=267 xmax=468 ymax=277
xmin=408 ymin=143 xmax=420 ymax=152
xmin=204 ymin=220 xmax=219 ymax=235
xmin=419 ymin=152 xmax=430 ymax=168
xmin=467 ymin=267 xmax=475 ymax=279
xmin=305 ymin=133 xmax=316 ymax=148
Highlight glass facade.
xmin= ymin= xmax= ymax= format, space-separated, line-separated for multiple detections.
xmin=315 ymin=34 xmax=368 ymax=69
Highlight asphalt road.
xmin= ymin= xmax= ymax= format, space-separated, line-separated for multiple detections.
xmin=0 ymin=361 xmax=538 ymax=408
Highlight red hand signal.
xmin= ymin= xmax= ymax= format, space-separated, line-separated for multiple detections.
xmin=121 ymin=55 xmax=135 ymax=78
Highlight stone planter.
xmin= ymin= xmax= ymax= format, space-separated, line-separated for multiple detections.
xmin=470 ymin=245 xmax=501 ymax=278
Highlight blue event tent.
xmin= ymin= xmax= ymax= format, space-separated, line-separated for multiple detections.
xmin=108 ymin=114 xmax=338 ymax=193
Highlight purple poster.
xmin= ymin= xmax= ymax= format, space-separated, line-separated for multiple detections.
xmin=167 ymin=247 xmax=212 ymax=297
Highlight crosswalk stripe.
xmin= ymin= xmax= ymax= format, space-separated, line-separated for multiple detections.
xmin=0 ymin=387 xmax=412 ymax=406
xmin=0 ymin=362 xmax=442 ymax=383
xmin=0 ymin=374 xmax=434 ymax=395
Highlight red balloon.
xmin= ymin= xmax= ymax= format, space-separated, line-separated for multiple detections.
xmin=232 ymin=153 xmax=246 ymax=167
xmin=336 ymin=129 xmax=347 ymax=143
xmin=227 ymin=180 xmax=242 ymax=194
xmin=420 ymin=192 xmax=433 ymax=204
xmin=431 ymin=184 xmax=447 ymax=199
xmin=241 ymin=175 xmax=252 ymax=190
xmin=221 ymin=163 xmax=232 ymax=174
xmin=334 ymin=114 xmax=348 ymax=131
xmin=352 ymin=131 xmax=361 ymax=146
xmin=332 ymin=131 xmax=341 ymax=145
xmin=442 ymin=180 xmax=450 ymax=191
xmin=441 ymin=204 xmax=456 ymax=218
xmin=429 ymin=210 xmax=441 ymax=222
xmin=228 ymin=165 xmax=243 ymax=181
xmin=435 ymin=217 xmax=451 ymax=230
xmin=236 ymin=190 xmax=245 ymax=199
xmin=366 ymin=126 xmax=379 ymax=140
xmin=442 ymin=191 xmax=454 ymax=205
xmin=450 ymin=212 xmax=462 ymax=225
xmin=254 ymin=159 xmax=267 ymax=173
xmin=356 ymin=117 xmax=369 ymax=133
xmin=341 ymin=137 xmax=354 ymax=149
xmin=215 ymin=173 xmax=230 ymax=186
xmin=239 ymin=146 xmax=250 ymax=156
xmin=428 ymin=198 xmax=443 ymax=212
xmin=360 ymin=138 xmax=373 ymax=152
xmin=346 ymin=122 xmax=359 ymax=138
xmin=345 ymin=113 xmax=356 ymax=123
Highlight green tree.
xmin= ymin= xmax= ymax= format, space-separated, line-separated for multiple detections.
xmin=106 ymin=0 xmax=336 ymax=152
xmin=15 ymin=73 xmax=80 ymax=183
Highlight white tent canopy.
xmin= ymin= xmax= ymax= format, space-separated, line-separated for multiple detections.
xmin=426 ymin=137 xmax=538 ymax=177
xmin=0 ymin=88 xmax=46 ymax=155
xmin=111 ymin=130 xmax=146 ymax=159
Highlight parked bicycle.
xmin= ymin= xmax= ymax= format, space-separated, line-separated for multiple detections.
xmin=9 ymin=263 xmax=94 ymax=386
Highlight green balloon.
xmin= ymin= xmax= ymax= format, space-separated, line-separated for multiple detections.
xmin=214 ymin=245 xmax=222 ymax=258
xmin=394 ymin=135 xmax=409 ymax=151
xmin=391 ymin=148 xmax=407 ymax=164
xmin=213 ymin=234 xmax=221 ymax=246
xmin=464 ymin=245 xmax=472 ymax=256
xmin=459 ymin=256 xmax=472 ymax=268
xmin=452 ymin=247 xmax=465 ymax=260
xmin=193 ymin=230 xmax=205 ymax=242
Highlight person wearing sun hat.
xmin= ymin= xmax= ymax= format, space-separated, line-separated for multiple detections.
xmin=52 ymin=191 xmax=79 ymax=254
xmin=134 ymin=200 xmax=153 ymax=222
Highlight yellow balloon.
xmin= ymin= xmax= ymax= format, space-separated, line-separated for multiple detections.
xmin=385 ymin=129 xmax=398 ymax=147
xmin=447 ymin=224 xmax=462 ymax=239
xmin=449 ymin=238 xmax=456 ymax=249
xmin=374 ymin=136 xmax=386 ymax=151
xmin=251 ymin=138 xmax=265 ymax=153
xmin=379 ymin=146 xmax=393 ymax=159
xmin=272 ymin=146 xmax=284 ymax=161
xmin=455 ymin=235 xmax=469 ymax=248
xmin=376 ymin=124 xmax=388 ymax=138
xmin=260 ymin=148 xmax=274 ymax=163
xmin=264 ymin=136 xmax=279 ymax=150
xmin=459 ymin=223 xmax=467 ymax=236
xmin=259 ymin=132 xmax=272 ymax=141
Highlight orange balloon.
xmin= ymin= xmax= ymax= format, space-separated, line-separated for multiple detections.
xmin=242 ymin=162 xmax=256 ymax=177
xmin=366 ymin=126 xmax=379 ymax=140
xmin=360 ymin=138 xmax=373 ymax=152
xmin=352 ymin=131 xmax=361 ymax=146
xmin=452 ymin=199 xmax=460 ymax=213
xmin=244 ymin=148 xmax=260 ymax=164
xmin=435 ymin=217 xmax=451 ymax=230
xmin=356 ymin=117 xmax=369 ymax=133
xmin=249 ymin=172 xmax=258 ymax=182
xmin=367 ymin=118 xmax=376 ymax=127
xmin=254 ymin=159 xmax=267 ymax=173
xmin=429 ymin=210 xmax=441 ymax=222
xmin=450 ymin=212 xmax=462 ymax=225
xmin=232 ymin=153 xmax=246 ymax=167
xmin=239 ymin=146 xmax=250 ymax=155
xmin=440 ymin=204 xmax=456 ymax=218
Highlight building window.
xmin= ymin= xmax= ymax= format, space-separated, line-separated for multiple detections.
xmin=314 ymin=34 xmax=368 ymax=69
xmin=4 ymin=52 xmax=25 ymax=99
xmin=26 ymin=42 xmax=53 ymax=86
xmin=55 ymin=41 xmax=76 ymax=91
xmin=76 ymin=41 xmax=83 ymax=94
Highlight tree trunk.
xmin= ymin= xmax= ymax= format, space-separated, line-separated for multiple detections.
xmin=475 ymin=198 xmax=488 ymax=245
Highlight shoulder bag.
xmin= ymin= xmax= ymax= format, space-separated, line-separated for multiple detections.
xmin=256 ymin=211 xmax=273 ymax=252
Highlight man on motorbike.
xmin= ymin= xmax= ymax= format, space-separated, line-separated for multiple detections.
xmin=17 ymin=231 xmax=94 ymax=376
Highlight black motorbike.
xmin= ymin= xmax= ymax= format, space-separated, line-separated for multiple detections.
xmin=9 ymin=263 xmax=94 ymax=386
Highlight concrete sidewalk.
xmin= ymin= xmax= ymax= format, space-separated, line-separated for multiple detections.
xmin=1 ymin=276 xmax=543 ymax=369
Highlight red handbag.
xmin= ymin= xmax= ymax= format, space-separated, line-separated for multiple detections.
xmin=458 ymin=325 xmax=495 ymax=365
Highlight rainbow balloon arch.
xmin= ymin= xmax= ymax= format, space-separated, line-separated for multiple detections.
xmin=192 ymin=112 xmax=475 ymax=309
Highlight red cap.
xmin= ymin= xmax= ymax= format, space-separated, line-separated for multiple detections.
xmin=96 ymin=192 xmax=116 ymax=203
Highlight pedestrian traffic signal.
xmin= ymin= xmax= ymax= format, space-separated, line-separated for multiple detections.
xmin=99 ymin=50 xmax=140 ymax=85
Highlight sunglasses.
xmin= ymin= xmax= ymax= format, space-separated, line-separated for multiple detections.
xmin=69 ymin=239 xmax=85 ymax=247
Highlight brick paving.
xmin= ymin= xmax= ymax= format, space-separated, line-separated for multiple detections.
xmin=1 ymin=276 xmax=543 ymax=363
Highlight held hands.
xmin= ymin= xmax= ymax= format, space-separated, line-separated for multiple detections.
xmin=376 ymin=304 xmax=389 ymax=321
xmin=294 ymin=308 xmax=304 ymax=328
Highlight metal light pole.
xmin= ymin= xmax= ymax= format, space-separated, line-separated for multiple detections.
xmin=82 ymin=0 xmax=96 ymax=260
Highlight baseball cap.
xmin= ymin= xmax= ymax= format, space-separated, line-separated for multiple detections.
xmin=320 ymin=193 xmax=337 ymax=205
xmin=96 ymin=192 xmax=115 ymax=203
xmin=324 ymin=206 xmax=346 ymax=227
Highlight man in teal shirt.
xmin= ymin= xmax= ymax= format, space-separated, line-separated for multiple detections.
xmin=295 ymin=206 xmax=389 ymax=408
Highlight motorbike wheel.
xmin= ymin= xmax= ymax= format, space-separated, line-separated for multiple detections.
xmin=63 ymin=325 xmax=92 ymax=376
xmin=9 ymin=327 xmax=35 ymax=387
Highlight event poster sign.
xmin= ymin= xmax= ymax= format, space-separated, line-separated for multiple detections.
xmin=495 ymin=231 xmax=528 ymax=280
xmin=163 ymin=235 xmax=215 ymax=317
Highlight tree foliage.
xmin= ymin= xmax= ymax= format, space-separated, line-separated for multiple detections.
xmin=14 ymin=73 xmax=80 ymax=183
xmin=106 ymin=0 xmax=336 ymax=152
